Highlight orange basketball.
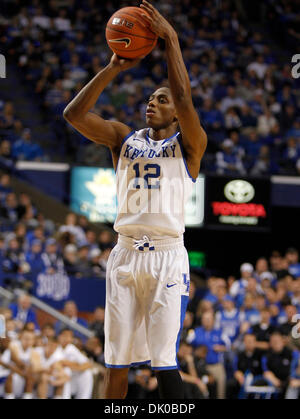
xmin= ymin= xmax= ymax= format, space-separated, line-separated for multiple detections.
xmin=106 ymin=7 xmax=158 ymax=59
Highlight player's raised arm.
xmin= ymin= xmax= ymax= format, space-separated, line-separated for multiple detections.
xmin=63 ymin=54 xmax=139 ymax=155
xmin=140 ymin=0 xmax=207 ymax=179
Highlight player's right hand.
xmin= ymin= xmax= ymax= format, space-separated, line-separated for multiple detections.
xmin=110 ymin=53 xmax=142 ymax=72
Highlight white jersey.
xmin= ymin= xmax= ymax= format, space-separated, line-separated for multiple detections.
xmin=114 ymin=128 xmax=195 ymax=240
xmin=10 ymin=341 xmax=38 ymax=365
xmin=61 ymin=343 xmax=88 ymax=364
xmin=35 ymin=346 xmax=65 ymax=369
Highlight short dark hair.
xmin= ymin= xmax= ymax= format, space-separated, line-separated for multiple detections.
xmin=270 ymin=331 xmax=283 ymax=339
xmin=42 ymin=323 xmax=55 ymax=330
xmin=58 ymin=328 xmax=74 ymax=336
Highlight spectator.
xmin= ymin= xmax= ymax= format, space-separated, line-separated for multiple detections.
xmin=230 ymin=263 xmax=254 ymax=300
xmin=63 ymin=244 xmax=79 ymax=276
xmin=59 ymin=213 xmax=86 ymax=246
xmin=278 ymin=304 xmax=298 ymax=339
xmin=177 ymin=341 xmax=209 ymax=398
xmin=215 ymin=295 xmax=243 ymax=345
xmin=89 ymin=307 xmax=105 ymax=346
xmin=286 ymin=248 xmax=300 ymax=278
xmin=12 ymin=129 xmax=43 ymax=162
xmin=9 ymin=294 xmax=39 ymax=332
xmin=25 ymin=239 xmax=44 ymax=274
xmin=249 ymin=308 xmax=276 ymax=352
xmin=260 ymin=332 xmax=294 ymax=398
xmin=257 ymin=109 xmax=277 ymax=137
xmin=58 ymin=328 xmax=93 ymax=399
xmin=41 ymin=238 xmax=64 ymax=275
xmin=226 ymin=334 xmax=263 ymax=399
xmin=0 ymin=141 xmax=13 ymax=163
xmin=247 ymin=55 xmax=268 ymax=80
xmin=250 ymin=145 xmax=279 ymax=175
xmin=187 ymin=311 xmax=230 ymax=399
xmin=220 ymin=86 xmax=245 ymax=114
xmin=216 ymin=139 xmax=246 ymax=175
xmin=55 ymin=301 xmax=88 ymax=340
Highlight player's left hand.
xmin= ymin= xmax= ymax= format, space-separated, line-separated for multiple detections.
xmin=140 ymin=0 xmax=176 ymax=40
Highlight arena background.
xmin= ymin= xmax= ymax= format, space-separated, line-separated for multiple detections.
xmin=0 ymin=0 xmax=300 ymax=400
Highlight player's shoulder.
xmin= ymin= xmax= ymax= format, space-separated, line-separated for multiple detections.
xmin=120 ymin=127 xmax=148 ymax=145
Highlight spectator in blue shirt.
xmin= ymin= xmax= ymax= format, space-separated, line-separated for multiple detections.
xmin=25 ymin=239 xmax=44 ymax=274
xmin=215 ymin=295 xmax=243 ymax=345
xmin=55 ymin=300 xmax=89 ymax=341
xmin=285 ymin=248 xmax=300 ymax=278
xmin=200 ymin=98 xmax=224 ymax=134
xmin=230 ymin=263 xmax=254 ymax=301
xmin=187 ymin=310 xmax=230 ymax=399
xmin=241 ymin=293 xmax=261 ymax=326
xmin=9 ymin=293 xmax=39 ymax=332
xmin=12 ymin=129 xmax=44 ymax=161
xmin=216 ymin=139 xmax=246 ymax=175
xmin=41 ymin=238 xmax=64 ymax=274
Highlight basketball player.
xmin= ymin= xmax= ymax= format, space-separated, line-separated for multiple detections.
xmin=5 ymin=330 xmax=39 ymax=399
xmin=64 ymin=0 xmax=207 ymax=399
xmin=58 ymin=329 xmax=94 ymax=399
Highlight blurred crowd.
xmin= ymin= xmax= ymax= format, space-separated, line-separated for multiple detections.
xmin=0 ymin=0 xmax=300 ymax=174
xmin=0 ymin=297 xmax=107 ymax=399
xmin=1 ymin=247 xmax=300 ymax=399
xmin=0 ymin=172 xmax=116 ymax=287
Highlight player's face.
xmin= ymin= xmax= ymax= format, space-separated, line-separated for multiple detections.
xmin=146 ymin=88 xmax=177 ymax=130
xmin=21 ymin=331 xmax=35 ymax=349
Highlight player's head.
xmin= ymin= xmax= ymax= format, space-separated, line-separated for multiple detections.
xmin=20 ymin=329 xmax=35 ymax=350
xmin=45 ymin=337 xmax=58 ymax=357
xmin=41 ymin=323 xmax=56 ymax=339
xmin=58 ymin=328 xmax=74 ymax=347
xmin=146 ymin=87 xmax=178 ymax=131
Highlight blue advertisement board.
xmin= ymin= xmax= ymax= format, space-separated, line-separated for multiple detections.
xmin=70 ymin=167 xmax=205 ymax=227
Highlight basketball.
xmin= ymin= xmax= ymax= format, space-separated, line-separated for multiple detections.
xmin=106 ymin=7 xmax=158 ymax=59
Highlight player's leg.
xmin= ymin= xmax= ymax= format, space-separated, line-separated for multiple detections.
xmin=4 ymin=373 xmax=14 ymax=399
xmin=104 ymin=367 xmax=129 ymax=399
xmin=104 ymin=244 xmax=150 ymax=398
xmin=155 ymin=370 xmax=184 ymax=399
xmin=37 ymin=372 xmax=50 ymax=399
xmin=12 ymin=373 xmax=25 ymax=399
xmin=145 ymin=244 xmax=190 ymax=398
xmin=74 ymin=369 xmax=94 ymax=399
xmin=23 ymin=371 xmax=35 ymax=399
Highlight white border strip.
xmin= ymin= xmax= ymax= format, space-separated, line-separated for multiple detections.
xmin=16 ymin=161 xmax=70 ymax=172
xmin=271 ymin=176 xmax=300 ymax=185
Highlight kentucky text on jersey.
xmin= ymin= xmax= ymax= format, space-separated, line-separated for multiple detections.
xmin=123 ymin=143 xmax=177 ymax=160
xmin=114 ymin=128 xmax=195 ymax=240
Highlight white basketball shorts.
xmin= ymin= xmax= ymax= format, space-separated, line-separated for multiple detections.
xmin=104 ymin=235 xmax=190 ymax=370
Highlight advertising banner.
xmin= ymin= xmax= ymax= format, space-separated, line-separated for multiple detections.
xmin=205 ymin=176 xmax=271 ymax=231
xmin=71 ymin=167 xmax=205 ymax=227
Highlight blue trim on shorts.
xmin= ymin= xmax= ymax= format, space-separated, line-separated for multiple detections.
xmin=105 ymin=360 xmax=151 ymax=369
xmin=175 ymin=295 xmax=189 ymax=368
xmin=152 ymin=366 xmax=179 ymax=371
